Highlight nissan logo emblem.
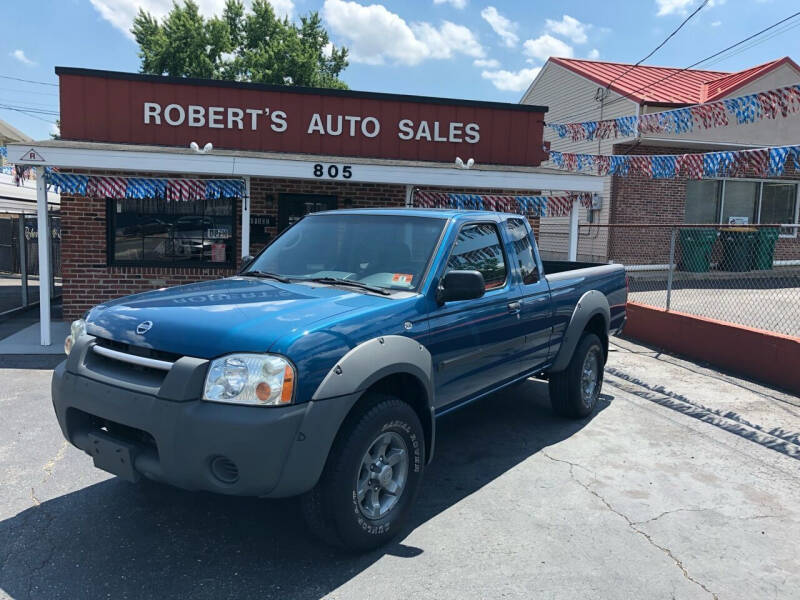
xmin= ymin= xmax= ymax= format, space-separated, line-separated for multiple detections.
xmin=136 ymin=321 xmax=153 ymax=335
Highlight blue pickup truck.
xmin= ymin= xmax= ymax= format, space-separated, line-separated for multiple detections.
xmin=53 ymin=208 xmax=626 ymax=550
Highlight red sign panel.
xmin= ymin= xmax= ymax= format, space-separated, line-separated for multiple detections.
xmin=57 ymin=68 xmax=548 ymax=167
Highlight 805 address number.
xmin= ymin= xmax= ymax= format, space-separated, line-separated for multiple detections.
xmin=313 ymin=163 xmax=353 ymax=179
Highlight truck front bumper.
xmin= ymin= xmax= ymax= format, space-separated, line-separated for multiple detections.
xmin=51 ymin=361 xmax=357 ymax=498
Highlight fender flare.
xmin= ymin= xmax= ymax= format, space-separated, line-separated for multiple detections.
xmin=550 ymin=290 xmax=610 ymax=372
xmin=313 ymin=335 xmax=436 ymax=463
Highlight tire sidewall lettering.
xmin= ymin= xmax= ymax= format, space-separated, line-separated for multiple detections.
xmin=348 ymin=417 xmax=422 ymax=536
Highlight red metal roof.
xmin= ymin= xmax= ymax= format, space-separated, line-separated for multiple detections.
xmin=549 ymin=56 xmax=800 ymax=106
xmin=701 ymin=57 xmax=800 ymax=101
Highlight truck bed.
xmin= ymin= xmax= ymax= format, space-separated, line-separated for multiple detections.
xmin=543 ymin=261 xmax=628 ymax=338
xmin=542 ymin=260 xmax=607 ymax=274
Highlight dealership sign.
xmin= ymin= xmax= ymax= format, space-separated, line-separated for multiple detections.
xmin=143 ymin=101 xmax=482 ymax=144
xmin=56 ymin=67 xmax=548 ymax=167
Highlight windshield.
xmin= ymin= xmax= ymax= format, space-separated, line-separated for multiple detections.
xmin=247 ymin=213 xmax=446 ymax=292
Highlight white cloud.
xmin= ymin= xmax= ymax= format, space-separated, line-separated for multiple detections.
xmin=473 ymin=58 xmax=500 ymax=68
xmin=480 ymin=6 xmax=518 ymax=48
xmin=322 ymin=0 xmax=484 ymax=65
xmin=545 ymin=15 xmax=590 ymax=44
xmin=523 ymin=34 xmax=573 ymax=62
xmin=89 ymin=0 xmax=294 ymax=39
xmin=654 ymin=0 xmax=722 ymax=16
xmin=433 ymin=0 xmax=467 ymax=8
xmin=412 ymin=21 xmax=485 ymax=59
xmin=481 ymin=66 xmax=541 ymax=92
xmin=10 ymin=49 xmax=36 ymax=66
xmin=587 ymin=48 xmax=600 ymax=59
xmin=711 ymin=20 xmax=721 ymax=26
xmin=269 ymin=0 xmax=295 ymax=18
xmin=50 ymin=121 xmax=60 ymax=137
xmin=655 ymin=0 xmax=694 ymax=16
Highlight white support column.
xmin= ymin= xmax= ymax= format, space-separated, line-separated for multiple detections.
xmin=35 ymin=167 xmax=51 ymax=345
xmin=18 ymin=214 xmax=28 ymax=307
xmin=567 ymin=197 xmax=579 ymax=262
xmin=241 ymin=177 xmax=251 ymax=258
xmin=404 ymin=185 xmax=414 ymax=207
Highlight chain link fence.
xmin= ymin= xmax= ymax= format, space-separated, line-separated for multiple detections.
xmin=599 ymin=223 xmax=800 ymax=338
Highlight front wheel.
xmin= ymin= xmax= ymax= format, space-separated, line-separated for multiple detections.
xmin=548 ymin=332 xmax=604 ymax=419
xmin=301 ymin=394 xmax=425 ymax=551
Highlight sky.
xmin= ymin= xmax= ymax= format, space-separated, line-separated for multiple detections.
xmin=1 ymin=0 xmax=798 ymax=140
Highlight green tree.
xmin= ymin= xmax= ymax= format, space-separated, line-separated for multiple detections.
xmin=132 ymin=0 xmax=349 ymax=89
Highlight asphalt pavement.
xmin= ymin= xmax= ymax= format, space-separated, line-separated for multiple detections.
xmin=1 ymin=339 xmax=799 ymax=599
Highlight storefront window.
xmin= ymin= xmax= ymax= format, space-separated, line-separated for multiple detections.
xmin=721 ymin=181 xmax=758 ymax=225
xmin=109 ymin=198 xmax=235 ymax=266
xmin=685 ymin=180 xmax=798 ymax=228
xmin=685 ymin=181 xmax=720 ymax=223
xmin=761 ymin=183 xmax=798 ymax=225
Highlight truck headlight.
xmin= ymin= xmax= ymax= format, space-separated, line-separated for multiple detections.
xmin=64 ymin=319 xmax=86 ymax=355
xmin=203 ymin=354 xmax=296 ymax=406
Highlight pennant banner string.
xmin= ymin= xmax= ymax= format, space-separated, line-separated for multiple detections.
xmin=44 ymin=172 xmax=246 ymax=200
xmin=413 ymin=190 xmax=593 ymax=217
xmin=546 ymin=84 xmax=800 ymax=142
xmin=547 ymin=145 xmax=800 ymax=179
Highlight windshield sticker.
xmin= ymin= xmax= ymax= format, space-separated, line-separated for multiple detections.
xmin=392 ymin=273 xmax=413 ymax=285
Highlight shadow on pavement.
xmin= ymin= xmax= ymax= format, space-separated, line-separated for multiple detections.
xmin=0 ymin=379 xmax=611 ymax=600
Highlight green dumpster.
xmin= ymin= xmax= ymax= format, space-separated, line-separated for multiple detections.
xmin=679 ymin=228 xmax=717 ymax=272
xmin=752 ymin=227 xmax=780 ymax=270
xmin=719 ymin=227 xmax=757 ymax=272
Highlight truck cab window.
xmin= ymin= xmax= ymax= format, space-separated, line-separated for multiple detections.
xmin=506 ymin=218 xmax=539 ymax=285
xmin=446 ymin=222 xmax=507 ymax=290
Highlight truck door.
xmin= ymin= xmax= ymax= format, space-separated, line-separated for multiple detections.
xmin=426 ymin=221 xmax=525 ymax=410
xmin=504 ymin=218 xmax=553 ymax=374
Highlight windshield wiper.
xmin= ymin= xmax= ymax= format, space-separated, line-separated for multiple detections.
xmin=300 ymin=277 xmax=391 ymax=296
xmin=243 ymin=270 xmax=292 ymax=284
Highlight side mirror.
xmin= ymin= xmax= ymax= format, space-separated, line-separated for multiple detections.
xmin=239 ymin=255 xmax=255 ymax=272
xmin=437 ymin=270 xmax=485 ymax=304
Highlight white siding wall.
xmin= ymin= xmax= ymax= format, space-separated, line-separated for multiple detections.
xmin=520 ymin=62 xmax=638 ymax=260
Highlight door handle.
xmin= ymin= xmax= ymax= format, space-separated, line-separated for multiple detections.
xmin=507 ymin=301 xmax=521 ymax=314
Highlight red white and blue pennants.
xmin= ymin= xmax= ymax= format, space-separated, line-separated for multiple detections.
xmin=549 ymin=145 xmax=800 ymax=179
xmin=46 ymin=172 xmax=245 ymax=199
xmin=547 ymin=84 xmax=800 ymax=142
xmin=414 ymin=190 xmax=592 ymax=217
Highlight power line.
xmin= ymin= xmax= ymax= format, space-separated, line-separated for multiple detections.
xmin=0 ymin=87 xmax=59 ymax=98
xmin=0 ymin=95 xmax=59 ymax=109
xmin=604 ymin=0 xmax=710 ymax=92
xmin=550 ymin=10 xmax=800 ymax=125
xmin=0 ymin=106 xmax=56 ymax=123
xmin=0 ymin=73 xmax=59 ymax=87
xmin=0 ymin=103 xmax=59 ymax=116
xmin=700 ymin=18 xmax=800 ymax=69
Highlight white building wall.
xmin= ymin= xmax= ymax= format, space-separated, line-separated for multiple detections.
xmin=520 ymin=61 xmax=635 ymax=260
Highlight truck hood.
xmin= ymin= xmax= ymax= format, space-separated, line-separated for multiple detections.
xmin=85 ymin=277 xmax=384 ymax=358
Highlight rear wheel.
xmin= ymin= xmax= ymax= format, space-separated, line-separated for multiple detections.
xmin=301 ymin=394 xmax=425 ymax=551
xmin=548 ymin=332 xmax=604 ymax=419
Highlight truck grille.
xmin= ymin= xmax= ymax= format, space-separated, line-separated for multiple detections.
xmin=94 ymin=337 xmax=182 ymax=363
xmin=85 ymin=337 xmax=184 ymax=390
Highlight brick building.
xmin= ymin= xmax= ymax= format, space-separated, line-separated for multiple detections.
xmin=521 ymin=56 xmax=800 ymax=265
xmin=9 ymin=67 xmax=601 ymax=336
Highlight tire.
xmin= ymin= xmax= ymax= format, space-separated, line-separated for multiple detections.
xmin=548 ymin=332 xmax=605 ymax=419
xmin=301 ymin=394 xmax=425 ymax=551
